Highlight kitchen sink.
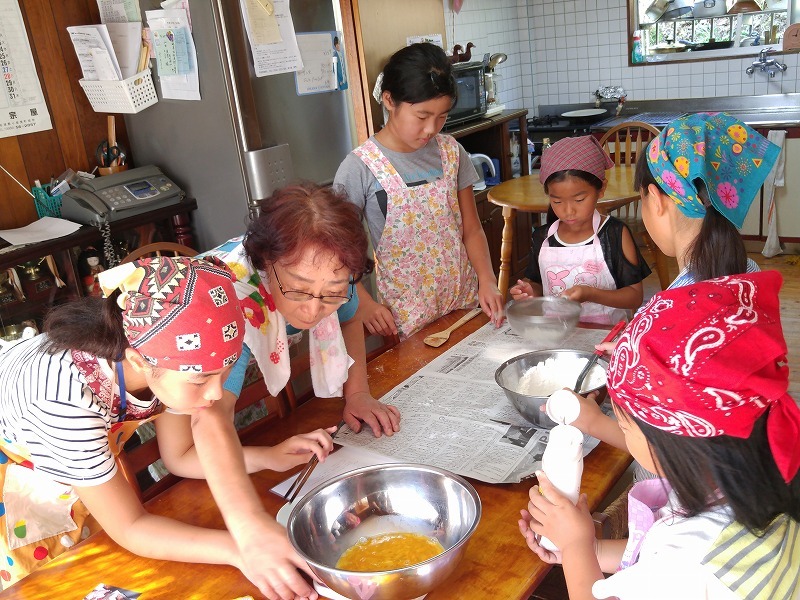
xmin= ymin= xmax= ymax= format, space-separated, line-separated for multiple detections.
xmin=716 ymin=109 xmax=800 ymax=127
xmin=595 ymin=109 xmax=800 ymax=130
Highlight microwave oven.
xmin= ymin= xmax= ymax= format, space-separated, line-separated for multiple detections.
xmin=446 ymin=62 xmax=487 ymax=127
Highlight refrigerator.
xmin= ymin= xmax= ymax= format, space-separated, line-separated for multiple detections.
xmin=125 ymin=0 xmax=358 ymax=251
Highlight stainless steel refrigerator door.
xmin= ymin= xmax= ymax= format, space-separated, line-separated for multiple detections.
xmin=247 ymin=2 xmax=356 ymax=186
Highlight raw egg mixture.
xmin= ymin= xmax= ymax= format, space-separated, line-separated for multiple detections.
xmin=336 ymin=532 xmax=444 ymax=571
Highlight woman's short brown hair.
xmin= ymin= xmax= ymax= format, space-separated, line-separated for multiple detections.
xmin=244 ymin=182 xmax=372 ymax=281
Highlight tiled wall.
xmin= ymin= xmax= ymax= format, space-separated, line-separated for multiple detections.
xmin=443 ymin=0 xmax=800 ymax=115
xmin=442 ymin=0 xmax=533 ymax=111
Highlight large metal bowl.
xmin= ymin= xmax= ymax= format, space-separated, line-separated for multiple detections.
xmin=505 ymin=297 xmax=581 ymax=346
xmin=495 ymin=349 xmax=608 ymax=429
xmin=287 ymin=464 xmax=481 ymax=600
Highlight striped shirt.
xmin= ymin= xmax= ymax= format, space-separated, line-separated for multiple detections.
xmin=592 ymin=492 xmax=800 ymax=600
xmin=668 ymin=258 xmax=761 ymax=290
xmin=0 ymin=335 xmax=159 ymax=486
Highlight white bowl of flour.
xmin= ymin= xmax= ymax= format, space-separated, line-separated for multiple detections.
xmin=495 ymin=350 xmax=608 ymax=428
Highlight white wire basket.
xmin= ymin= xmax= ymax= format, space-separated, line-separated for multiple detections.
xmin=78 ymin=68 xmax=158 ymax=114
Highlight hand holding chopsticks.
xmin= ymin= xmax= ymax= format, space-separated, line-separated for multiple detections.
xmin=283 ymin=420 xmax=347 ymax=503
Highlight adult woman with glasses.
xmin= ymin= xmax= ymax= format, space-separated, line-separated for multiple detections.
xmin=203 ymin=183 xmax=401 ymax=439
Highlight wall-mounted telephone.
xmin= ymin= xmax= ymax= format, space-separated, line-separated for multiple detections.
xmin=60 ymin=165 xmax=183 ymax=227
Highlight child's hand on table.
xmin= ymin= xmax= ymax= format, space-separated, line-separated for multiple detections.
xmin=509 ymin=279 xmax=535 ymax=301
xmin=478 ymin=281 xmax=505 ymax=327
xmin=233 ymin=518 xmax=321 ymax=600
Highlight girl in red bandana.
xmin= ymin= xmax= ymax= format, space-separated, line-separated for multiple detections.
xmin=519 ymin=272 xmax=800 ymax=600
xmin=509 ymin=135 xmax=651 ymax=324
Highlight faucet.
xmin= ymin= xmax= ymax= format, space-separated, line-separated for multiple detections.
xmin=746 ymin=47 xmax=788 ymax=77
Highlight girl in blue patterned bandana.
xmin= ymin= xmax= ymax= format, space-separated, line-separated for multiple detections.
xmin=634 ymin=112 xmax=780 ymax=288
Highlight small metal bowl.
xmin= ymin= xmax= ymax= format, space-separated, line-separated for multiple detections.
xmin=286 ymin=464 xmax=481 ymax=600
xmin=495 ymin=349 xmax=608 ymax=429
xmin=505 ymin=297 xmax=581 ymax=346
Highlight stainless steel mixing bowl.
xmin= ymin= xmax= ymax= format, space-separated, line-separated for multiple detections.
xmin=505 ymin=297 xmax=581 ymax=345
xmin=286 ymin=463 xmax=481 ymax=600
xmin=495 ymin=349 xmax=608 ymax=429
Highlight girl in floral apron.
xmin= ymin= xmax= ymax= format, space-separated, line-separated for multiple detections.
xmin=0 ymin=256 xmax=334 ymax=599
xmin=334 ymin=42 xmax=503 ymax=339
xmin=520 ymin=272 xmax=800 ymax=600
xmin=509 ymin=135 xmax=651 ymax=324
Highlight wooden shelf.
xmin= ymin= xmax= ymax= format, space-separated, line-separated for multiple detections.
xmin=1 ymin=199 xmax=198 ymax=332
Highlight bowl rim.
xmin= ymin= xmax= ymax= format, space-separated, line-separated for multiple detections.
xmin=494 ymin=349 xmax=609 ymax=396
xmin=286 ymin=462 xmax=482 ymax=575
xmin=504 ymin=296 xmax=582 ymax=318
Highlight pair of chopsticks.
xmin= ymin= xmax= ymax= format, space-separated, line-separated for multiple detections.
xmin=283 ymin=419 xmax=347 ymax=503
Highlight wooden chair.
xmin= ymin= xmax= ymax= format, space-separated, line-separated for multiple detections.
xmin=598 ymin=122 xmax=670 ymax=290
xmin=599 ymin=121 xmax=660 ymax=218
xmin=119 ymin=241 xmax=198 ymax=263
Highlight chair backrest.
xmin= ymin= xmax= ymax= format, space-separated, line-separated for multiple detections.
xmin=599 ymin=121 xmax=661 ymax=167
xmin=120 ymin=242 xmax=198 ymax=264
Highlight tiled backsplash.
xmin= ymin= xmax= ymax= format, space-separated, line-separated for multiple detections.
xmin=443 ymin=0 xmax=800 ymax=116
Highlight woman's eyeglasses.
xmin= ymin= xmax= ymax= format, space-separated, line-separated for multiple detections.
xmin=271 ymin=264 xmax=352 ymax=306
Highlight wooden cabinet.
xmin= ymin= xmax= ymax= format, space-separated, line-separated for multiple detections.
xmin=447 ymin=109 xmax=532 ymax=281
xmin=0 ymin=201 xmax=197 ymax=338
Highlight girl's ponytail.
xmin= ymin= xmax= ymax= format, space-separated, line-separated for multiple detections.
xmin=685 ymin=204 xmax=748 ymax=281
xmin=43 ymin=291 xmax=128 ymax=360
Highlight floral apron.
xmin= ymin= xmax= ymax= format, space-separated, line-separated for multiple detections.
xmin=539 ymin=211 xmax=621 ymax=325
xmin=354 ymin=134 xmax=478 ymax=338
xmin=0 ymin=352 xmax=161 ymax=589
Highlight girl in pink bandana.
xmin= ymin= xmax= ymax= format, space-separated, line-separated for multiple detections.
xmin=0 ymin=257 xmax=335 ymax=599
xmin=519 ymin=272 xmax=800 ymax=600
xmin=509 ymin=135 xmax=651 ymax=324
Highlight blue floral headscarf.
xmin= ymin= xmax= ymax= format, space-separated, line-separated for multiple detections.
xmin=646 ymin=112 xmax=780 ymax=228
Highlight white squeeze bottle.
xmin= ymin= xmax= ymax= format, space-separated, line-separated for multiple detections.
xmin=539 ymin=423 xmax=584 ymax=552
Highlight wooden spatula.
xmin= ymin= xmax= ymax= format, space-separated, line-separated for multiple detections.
xmin=423 ymin=308 xmax=483 ymax=347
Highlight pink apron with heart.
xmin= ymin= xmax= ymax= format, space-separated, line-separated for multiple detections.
xmin=354 ymin=134 xmax=478 ymax=338
xmin=538 ymin=211 xmax=618 ymax=324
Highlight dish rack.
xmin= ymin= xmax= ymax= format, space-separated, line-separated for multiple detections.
xmin=78 ymin=68 xmax=158 ymax=114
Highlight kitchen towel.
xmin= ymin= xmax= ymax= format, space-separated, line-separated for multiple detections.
xmin=763 ymin=130 xmax=787 ymax=258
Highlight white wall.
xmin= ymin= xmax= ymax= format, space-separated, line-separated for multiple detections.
xmin=443 ymin=0 xmax=800 ymax=115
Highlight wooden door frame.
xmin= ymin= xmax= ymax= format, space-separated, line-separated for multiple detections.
xmin=339 ymin=0 xmax=373 ymax=143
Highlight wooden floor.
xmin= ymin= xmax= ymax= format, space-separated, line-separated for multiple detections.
xmin=530 ymin=250 xmax=800 ymax=600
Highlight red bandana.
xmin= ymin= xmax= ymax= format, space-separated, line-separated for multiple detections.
xmin=608 ymin=271 xmax=800 ymax=483
xmin=100 ymin=256 xmax=245 ymax=372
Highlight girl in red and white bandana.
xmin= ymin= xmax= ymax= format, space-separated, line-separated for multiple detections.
xmin=519 ymin=272 xmax=800 ymax=600
xmin=0 ymin=256 xmax=335 ymax=598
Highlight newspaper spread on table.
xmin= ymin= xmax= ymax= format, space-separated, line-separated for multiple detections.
xmin=271 ymin=321 xmax=613 ymax=499
xmin=332 ymin=321 xmax=611 ymax=485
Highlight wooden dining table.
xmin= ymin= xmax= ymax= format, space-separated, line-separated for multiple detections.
xmin=3 ymin=311 xmax=632 ymax=600
xmin=487 ymin=163 xmax=671 ymax=296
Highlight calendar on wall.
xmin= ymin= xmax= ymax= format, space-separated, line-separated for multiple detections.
xmin=0 ymin=0 xmax=52 ymax=138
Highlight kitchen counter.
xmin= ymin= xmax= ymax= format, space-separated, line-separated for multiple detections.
xmin=588 ymin=93 xmax=800 ymax=130
xmin=536 ymin=94 xmax=800 ymax=131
